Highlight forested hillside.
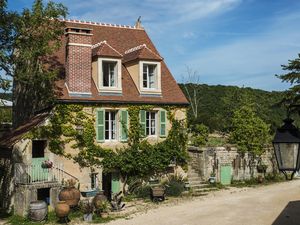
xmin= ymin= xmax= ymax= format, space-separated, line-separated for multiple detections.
xmin=179 ymin=84 xmax=295 ymax=133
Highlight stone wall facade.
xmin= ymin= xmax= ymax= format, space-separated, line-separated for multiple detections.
xmin=188 ymin=146 xmax=277 ymax=182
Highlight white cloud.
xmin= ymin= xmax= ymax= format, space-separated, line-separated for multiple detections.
xmin=174 ymin=11 xmax=300 ymax=91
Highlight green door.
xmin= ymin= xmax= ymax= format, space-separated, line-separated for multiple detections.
xmin=111 ymin=172 xmax=120 ymax=194
xmin=31 ymin=158 xmax=49 ymax=182
xmin=220 ymin=165 xmax=232 ymax=185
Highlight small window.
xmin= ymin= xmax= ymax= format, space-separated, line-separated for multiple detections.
xmin=146 ymin=111 xmax=156 ymax=135
xmin=103 ymin=61 xmax=117 ymax=87
xmin=143 ymin=64 xmax=156 ymax=88
xmin=32 ymin=140 xmax=46 ymax=158
xmin=105 ymin=111 xmax=117 ymax=140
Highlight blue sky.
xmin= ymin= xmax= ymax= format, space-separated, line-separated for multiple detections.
xmin=8 ymin=0 xmax=300 ymax=91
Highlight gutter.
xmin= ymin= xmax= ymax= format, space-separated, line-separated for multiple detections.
xmin=57 ymin=99 xmax=190 ymax=107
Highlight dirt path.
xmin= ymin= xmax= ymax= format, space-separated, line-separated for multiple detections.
xmin=106 ymin=179 xmax=300 ymax=225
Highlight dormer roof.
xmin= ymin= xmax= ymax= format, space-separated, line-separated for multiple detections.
xmin=123 ymin=44 xmax=163 ymax=63
xmin=92 ymin=41 xmax=123 ymax=58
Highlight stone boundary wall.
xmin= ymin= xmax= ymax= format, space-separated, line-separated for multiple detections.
xmin=188 ymin=146 xmax=277 ymax=181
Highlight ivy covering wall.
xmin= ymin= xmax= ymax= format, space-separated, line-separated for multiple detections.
xmin=28 ymin=104 xmax=189 ymax=189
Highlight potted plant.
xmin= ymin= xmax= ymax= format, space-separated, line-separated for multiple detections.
xmin=80 ymin=200 xmax=94 ymax=222
xmin=208 ymin=172 xmax=216 ymax=184
xmin=59 ymin=179 xmax=81 ymax=208
xmin=100 ymin=201 xmax=110 ymax=218
xmin=41 ymin=160 xmax=53 ymax=169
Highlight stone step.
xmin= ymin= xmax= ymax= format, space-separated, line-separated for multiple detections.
xmin=187 ymin=172 xmax=200 ymax=176
xmin=188 ymin=180 xmax=207 ymax=185
xmin=192 ymin=187 xmax=219 ymax=193
xmin=189 ymin=183 xmax=210 ymax=189
xmin=188 ymin=177 xmax=203 ymax=182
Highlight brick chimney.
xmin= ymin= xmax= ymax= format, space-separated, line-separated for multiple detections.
xmin=65 ymin=27 xmax=93 ymax=96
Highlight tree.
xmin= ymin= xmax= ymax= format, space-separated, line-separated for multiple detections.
xmin=229 ymin=104 xmax=270 ymax=177
xmin=181 ymin=67 xmax=201 ymax=125
xmin=276 ymin=53 xmax=300 ymax=115
xmin=0 ymin=0 xmax=68 ymax=127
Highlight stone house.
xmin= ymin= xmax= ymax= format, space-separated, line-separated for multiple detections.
xmin=0 ymin=19 xmax=189 ymax=215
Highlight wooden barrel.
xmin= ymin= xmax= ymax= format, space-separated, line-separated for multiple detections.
xmin=29 ymin=201 xmax=48 ymax=221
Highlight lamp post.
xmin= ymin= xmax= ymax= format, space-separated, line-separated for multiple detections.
xmin=273 ymin=118 xmax=300 ymax=180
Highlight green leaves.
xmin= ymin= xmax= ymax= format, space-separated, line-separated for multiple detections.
xmin=0 ymin=0 xmax=68 ymax=126
xmin=229 ymin=104 xmax=271 ymax=156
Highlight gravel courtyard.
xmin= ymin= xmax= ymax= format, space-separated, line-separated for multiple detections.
xmin=107 ymin=179 xmax=300 ymax=225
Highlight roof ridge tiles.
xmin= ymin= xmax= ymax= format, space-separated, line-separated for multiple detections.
xmin=124 ymin=44 xmax=162 ymax=59
xmin=60 ymin=18 xmax=142 ymax=30
xmin=92 ymin=40 xmax=123 ymax=57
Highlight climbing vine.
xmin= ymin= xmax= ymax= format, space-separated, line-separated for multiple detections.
xmin=28 ymin=104 xmax=189 ymax=190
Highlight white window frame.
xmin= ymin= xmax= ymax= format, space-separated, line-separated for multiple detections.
xmin=98 ymin=57 xmax=122 ymax=94
xmin=105 ymin=110 xmax=118 ymax=141
xmin=146 ymin=111 xmax=157 ymax=136
xmin=139 ymin=61 xmax=161 ymax=95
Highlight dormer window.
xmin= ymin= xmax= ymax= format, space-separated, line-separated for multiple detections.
xmin=139 ymin=61 xmax=161 ymax=95
xmin=97 ymin=57 xmax=122 ymax=94
xmin=103 ymin=61 xmax=117 ymax=87
xmin=143 ymin=64 xmax=156 ymax=89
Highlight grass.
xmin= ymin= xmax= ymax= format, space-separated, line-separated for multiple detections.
xmin=6 ymin=209 xmax=119 ymax=225
xmin=205 ymin=136 xmax=228 ymax=147
xmin=231 ymin=173 xmax=285 ymax=188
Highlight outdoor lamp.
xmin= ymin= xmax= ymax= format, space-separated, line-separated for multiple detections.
xmin=273 ymin=118 xmax=300 ymax=180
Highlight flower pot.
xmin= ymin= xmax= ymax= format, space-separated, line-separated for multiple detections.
xmin=100 ymin=212 xmax=109 ymax=218
xmin=209 ymin=177 xmax=216 ymax=184
xmin=55 ymin=201 xmax=70 ymax=219
xmin=93 ymin=191 xmax=107 ymax=209
xmin=59 ymin=187 xmax=80 ymax=207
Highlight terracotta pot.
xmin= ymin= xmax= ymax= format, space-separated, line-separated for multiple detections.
xmin=55 ymin=201 xmax=70 ymax=218
xmin=59 ymin=187 xmax=80 ymax=207
xmin=71 ymin=188 xmax=81 ymax=206
xmin=93 ymin=192 xmax=107 ymax=209
xmin=100 ymin=212 xmax=109 ymax=219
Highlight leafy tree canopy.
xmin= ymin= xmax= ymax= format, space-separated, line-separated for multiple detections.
xmin=229 ymin=103 xmax=271 ymax=156
xmin=276 ymin=53 xmax=300 ymax=114
xmin=0 ymin=0 xmax=68 ymax=127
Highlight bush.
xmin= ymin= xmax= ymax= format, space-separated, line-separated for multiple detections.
xmin=134 ymin=185 xmax=151 ymax=199
xmin=163 ymin=175 xmax=185 ymax=197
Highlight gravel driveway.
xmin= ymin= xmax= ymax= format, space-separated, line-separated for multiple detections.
xmin=106 ymin=179 xmax=300 ymax=225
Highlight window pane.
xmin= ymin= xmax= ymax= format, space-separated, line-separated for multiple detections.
xmin=103 ymin=62 xmax=109 ymax=86
xmin=103 ymin=62 xmax=116 ymax=87
xmin=109 ymin=63 xmax=115 ymax=87
xmin=150 ymin=112 xmax=156 ymax=135
xmin=111 ymin=112 xmax=116 ymax=140
xmin=105 ymin=111 xmax=109 ymax=139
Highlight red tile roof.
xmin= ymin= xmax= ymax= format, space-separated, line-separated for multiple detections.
xmin=92 ymin=41 xmax=123 ymax=58
xmin=55 ymin=20 xmax=189 ymax=105
xmin=123 ymin=44 xmax=163 ymax=63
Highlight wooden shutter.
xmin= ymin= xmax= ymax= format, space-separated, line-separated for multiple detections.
xmin=120 ymin=110 xmax=128 ymax=142
xmin=160 ymin=110 xmax=166 ymax=137
xmin=96 ymin=109 xmax=105 ymax=142
xmin=140 ymin=110 xmax=146 ymax=136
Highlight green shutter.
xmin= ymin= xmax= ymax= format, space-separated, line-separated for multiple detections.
xmin=160 ymin=110 xmax=166 ymax=137
xmin=96 ymin=109 xmax=105 ymax=142
xmin=140 ymin=110 xmax=146 ymax=136
xmin=120 ymin=110 xmax=128 ymax=142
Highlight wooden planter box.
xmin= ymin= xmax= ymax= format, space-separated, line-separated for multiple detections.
xmin=150 ymin=186 xmax=165 ymax=202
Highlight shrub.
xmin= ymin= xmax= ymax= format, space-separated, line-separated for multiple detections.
xmin=163 ymin=175 xmax=185 ymax=197
xmin=134 ymin=185 xmax=151 ymax=199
